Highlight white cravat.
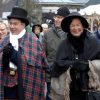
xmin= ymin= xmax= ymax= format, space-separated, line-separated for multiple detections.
xmin=9 ymin=29 xmax=26 ymax=70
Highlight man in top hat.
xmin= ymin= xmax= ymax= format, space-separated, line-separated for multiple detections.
xmin=42 ymin=6 xmax=70 ymax=100
xmin=0 ymin=7 xmax=49 ymax=100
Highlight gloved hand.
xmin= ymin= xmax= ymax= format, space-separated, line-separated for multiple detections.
xmin=2 ymin=43 xmax=15 ymax=71
xmin=3 ymin=43 xmax=14 ymax=58
xmin=73 ymin=59 xmax=89 ymax=72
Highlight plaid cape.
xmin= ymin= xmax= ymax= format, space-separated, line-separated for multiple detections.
xmin=0 ymin=30 xmax=49 ymax=100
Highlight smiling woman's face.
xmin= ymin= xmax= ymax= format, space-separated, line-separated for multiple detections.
xmin=70 ymin=18 xmax=84 ymax=37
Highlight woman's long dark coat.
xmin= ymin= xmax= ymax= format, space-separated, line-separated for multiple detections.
xmin=51 ymin=30 xmax=100 ymax=100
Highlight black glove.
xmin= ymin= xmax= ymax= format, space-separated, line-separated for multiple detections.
xmin=73 ymin=59 xmax=89 ymax=72
xmin=3 ymin=43 xmax=14 ymax=58
xmin=2 ymin=43 xmax=18 ymax=71
xmin=10 ymin=49 xmax=18 ymax=66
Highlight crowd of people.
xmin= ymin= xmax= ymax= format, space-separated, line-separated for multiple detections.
xmin=0 ymin=6 xmax=100 ymax=100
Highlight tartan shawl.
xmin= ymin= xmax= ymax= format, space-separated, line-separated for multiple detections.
xmin=0 ymin=31 xmax=49 ymax=100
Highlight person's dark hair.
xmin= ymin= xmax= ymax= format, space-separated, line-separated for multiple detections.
xmin=32 ymin=24 xmax=43 ymax=33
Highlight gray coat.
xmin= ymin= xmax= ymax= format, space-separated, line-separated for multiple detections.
xmin=42 ymin=26 xmax=67 ymax=82
xmin=43 ymin=26 xmax=67 ymax=66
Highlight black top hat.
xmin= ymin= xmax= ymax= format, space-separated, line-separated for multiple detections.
xmin=7 ymin=7 xmax=29 ymax=26
xmin=55 ymin=6 xmax=70 ymax=17
xmin=61 ymin=12 xmax=89 ymax=33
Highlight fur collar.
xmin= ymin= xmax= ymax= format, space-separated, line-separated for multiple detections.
xmin=50 ymin=60 xmax=100 ymax=100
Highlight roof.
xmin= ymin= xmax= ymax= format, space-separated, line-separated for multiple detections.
xmin=84 ymin=0 xmax=100 ymax=7
xmin=79 ymin=4 xmax=100 ymax=15
xmin=72 ymin=0 xmax=89 ymax=3
xmin=34 ymin=0 xmax=89 ymax=5
xmin=39 ymin=0 xmax=73 ymax=2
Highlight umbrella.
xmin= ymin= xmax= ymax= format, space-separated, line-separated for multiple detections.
xmin=79 ymin=4 xmax=100 ymax=15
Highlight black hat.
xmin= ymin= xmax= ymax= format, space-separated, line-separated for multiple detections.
xmin=55 ymin=6 xmax=70 ymax=17
xmin=61 ymin=12 xmax=89 ymax=32
xmin=7 ymin=7 xmax=29 ymax=26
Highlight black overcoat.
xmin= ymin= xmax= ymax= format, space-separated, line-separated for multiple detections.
xmin=51 ymin=30 xmax=100 ymax=100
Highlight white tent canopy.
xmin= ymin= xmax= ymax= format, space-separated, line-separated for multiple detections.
xmin=79 ymin=4 xmax=100 ymax=15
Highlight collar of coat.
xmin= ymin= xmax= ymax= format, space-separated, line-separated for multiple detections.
xmin=1 ymin=31 xmax=48 ymax=68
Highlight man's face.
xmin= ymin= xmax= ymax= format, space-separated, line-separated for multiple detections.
xmin=53 ymin=15 xmax=64 ymax=28
xmin=0 ymin=23 xmax=8 ymax=39
xmin=9 ymin=18 xmax=25 ymax=35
